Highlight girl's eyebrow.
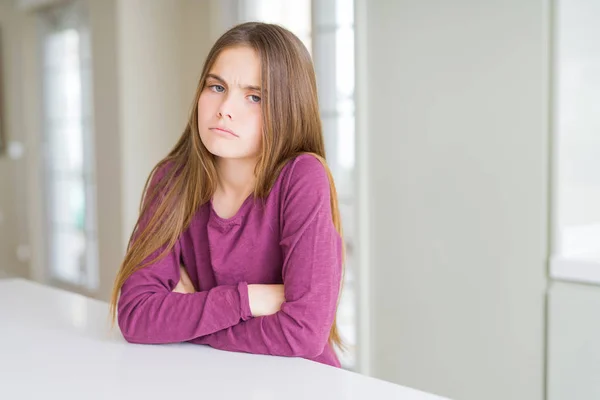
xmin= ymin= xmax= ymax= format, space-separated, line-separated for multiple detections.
xmin=206 ymin=73 xmax=262 ymax=92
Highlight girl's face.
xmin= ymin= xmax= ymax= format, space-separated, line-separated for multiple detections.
xmin=197 ymin=46 xmax=263 ymax=160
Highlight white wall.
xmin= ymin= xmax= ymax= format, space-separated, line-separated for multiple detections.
xmin=357 ymin=1 xmax=549 ymax=399
xmin=0 ymin=0 xmax=30 ymax=278
xmin=88 ymin=0 xmax=123 ymax=301
xmin=548 ymin=281 xmax=600 ymax=400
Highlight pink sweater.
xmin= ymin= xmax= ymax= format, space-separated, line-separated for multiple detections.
xmin=117 ymin=154 xmax=343 ymax=367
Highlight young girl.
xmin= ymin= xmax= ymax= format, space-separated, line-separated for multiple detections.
xmin=110 ymin=22 xmax=344 ymax=368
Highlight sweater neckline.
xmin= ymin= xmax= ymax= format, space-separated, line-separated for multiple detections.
xmin=208 ymin=194 xmax=254 ymax=225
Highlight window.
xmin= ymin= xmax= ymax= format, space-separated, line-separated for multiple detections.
xmin=239 ymin=0 xmax=312 ymax=52
xmin=39 ymin=1 xmax=98 ymax=291
xmin=238 ymin=0 xmax=357 ymax=370
xmin=551 ymin=0 xmax=600 ymax=284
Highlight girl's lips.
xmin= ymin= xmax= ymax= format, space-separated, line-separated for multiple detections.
xmin=210 ymin=127 xmax=238 ymax=137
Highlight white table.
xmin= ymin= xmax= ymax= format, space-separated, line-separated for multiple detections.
xmin=0 ymin=278 xmax=449 ymax=399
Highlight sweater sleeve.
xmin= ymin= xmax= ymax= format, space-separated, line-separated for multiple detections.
xmin=190 ymin=155 xmax=343 ymax=358
xmin=117 ymin=164 xmax=253 ymax=344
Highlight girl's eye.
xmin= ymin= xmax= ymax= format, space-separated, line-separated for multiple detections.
xmin=248 ymin=94 xmax=261 ymax=104
xmin=210 ymin=85 xmax=225 ymax=93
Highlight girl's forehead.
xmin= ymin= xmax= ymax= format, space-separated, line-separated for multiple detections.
xmin=209 ymin=47 xmax=261 ymax=86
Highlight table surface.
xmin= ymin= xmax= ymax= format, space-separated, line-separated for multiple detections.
xmin=0 ymin=278 xmax=449 ymax=399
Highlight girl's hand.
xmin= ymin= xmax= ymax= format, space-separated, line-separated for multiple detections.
xmin=173 ymin=265 xmax=197 ymax=294
xmin=247 ymin=284 xmax=285 ymax=317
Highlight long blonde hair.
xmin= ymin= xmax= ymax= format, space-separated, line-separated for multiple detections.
xmin=110 ymin=22 xmax=345 ymax=350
